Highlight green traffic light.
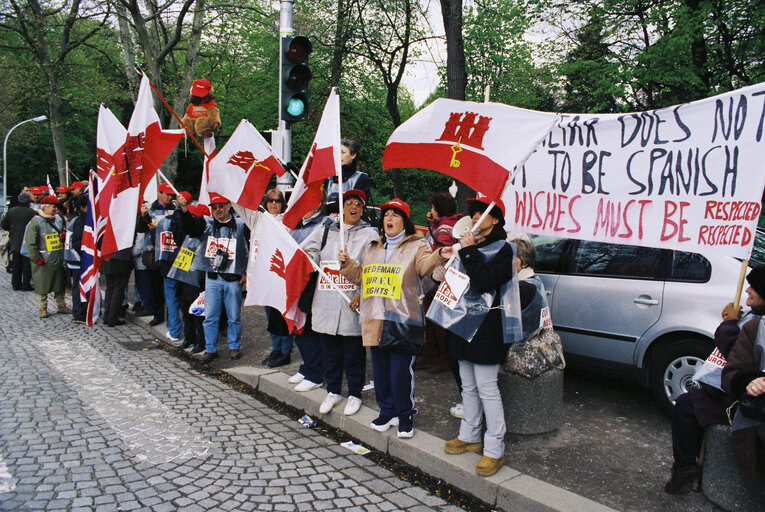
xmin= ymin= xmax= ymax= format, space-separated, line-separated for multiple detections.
xmin=287 ymin=97 xmax=306 ymax=116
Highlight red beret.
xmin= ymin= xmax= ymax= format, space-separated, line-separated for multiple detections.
xmin=41 ymin=195 xmax=59 ymax=205
xmin=70 ymin=181 xmax=85 ymax=189
xmin=56 ymin=186 xmax=69 ymax=194
xmin=31 ymin=186 xmax=43 ymax=194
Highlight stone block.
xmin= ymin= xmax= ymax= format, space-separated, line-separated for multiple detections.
xmin=701 ymin=424 xmax=765 ymax=512
xmin=498 ymin=368 xmax=562 ymax=435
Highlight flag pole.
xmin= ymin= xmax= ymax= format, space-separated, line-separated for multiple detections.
xmin=332 ymin=88 xmax=346 ymax=251
xmin=157 ymin=169 xmax=181 ymax=196
xmin=733 ymin=259 xmax=749 ymax=306
xmin=135 ymin=67 xmax=210 ymax=159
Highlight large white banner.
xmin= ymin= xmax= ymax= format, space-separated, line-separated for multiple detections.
xmin=502 ymin=83 xmax=765 ymax=259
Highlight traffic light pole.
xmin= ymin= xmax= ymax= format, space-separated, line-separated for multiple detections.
xmin=278 ymin=0 xmax=295 ymax=191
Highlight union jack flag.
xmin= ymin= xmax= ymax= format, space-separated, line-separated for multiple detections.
xmin=79 ymin=170 xmax=107 ymax=326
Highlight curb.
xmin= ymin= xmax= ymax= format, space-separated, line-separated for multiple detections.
xmin=137 ymin=316 xmax=617 ymax=512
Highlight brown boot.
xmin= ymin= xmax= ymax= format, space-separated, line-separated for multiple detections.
xmin=444 ymin=438 xmax=483 ymax=455
xmin=476 ymin=455 xmax=504 ymax=477
xmin=38 ymin=294 xmax=49 ymax=318
xmin=55 ymin=293 xmax=72 ymax=314
xmin=664 ymin=464 xmax=699 ymax=493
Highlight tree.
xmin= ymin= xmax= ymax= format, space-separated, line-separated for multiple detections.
xmin=0 ymin=0 xmax=110 ymax=184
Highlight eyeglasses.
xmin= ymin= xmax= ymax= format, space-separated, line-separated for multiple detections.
xmin=267 ymin=198 xmax=283 ymax=203
xmin=210 ymin=203 xmax=228 ymax=210
xmin=344 ymin=200 xmax=363 ymax=207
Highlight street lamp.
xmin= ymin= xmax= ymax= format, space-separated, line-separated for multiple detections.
xmin=3 ymin=114 xmax=47 ymax=213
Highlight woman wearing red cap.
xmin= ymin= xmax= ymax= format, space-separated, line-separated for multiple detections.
xmin=339 ymin=198 xmax=448 ymax=437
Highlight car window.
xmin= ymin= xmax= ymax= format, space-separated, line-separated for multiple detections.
xmin=750 ymin=228 xmax=765 ymax=267
xmin=572 ymin=241 xmax=665 ymax=279
xmin=530 ymin=235 xmax=569 ymax=272
xmin=668 ymin=251 xmax=711 ymax=282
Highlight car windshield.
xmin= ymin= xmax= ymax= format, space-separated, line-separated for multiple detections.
xmin=750 ymin=228 xmax=765 ymax=267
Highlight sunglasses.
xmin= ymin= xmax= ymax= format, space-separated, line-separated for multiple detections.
xmin=266 ymin=198 xmax=283 ymax=203
xmin=210 ymin=203 xmax=228 ymax=210
xmin=344 ymin=200 xmax=363 ymax=207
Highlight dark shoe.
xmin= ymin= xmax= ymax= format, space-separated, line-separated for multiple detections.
xmin=267 ymin=352 xmax=291 ymax=368
xmin=176 ymin=339 xmax=193 ymax=351
xmin=229 ymin=349 xmax=242 ymax=360
xmin=199 ymin=351 xmax=218 ymax=364
xmin=132 ymin=302 xmax=143 ymax=312
xmin=22 ymin=285 xmax=34 ymax=291
xmin=136 ymin=309 xmax=153 ymax=317
xmin=73 ymin=319 xmax=87 ymax=325
xmin=107 ymin=319 xmax=126 ymax=327
xmin=148 ymin=318 xmax=163 ymax=326
xmin=664 ymin=464 xmax=700 ymax=494
xmin=261 ymin=350 xmax=279 ymax=366
xmin=191 ymin=343 xmax=205 ymax=354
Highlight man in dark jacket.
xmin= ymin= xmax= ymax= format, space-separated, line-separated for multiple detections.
xmin=1 ymin=192 xmax=37 ymax=290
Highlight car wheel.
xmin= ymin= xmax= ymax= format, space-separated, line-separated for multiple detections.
xmin=650 ymin=338 xmax=712 ymax=415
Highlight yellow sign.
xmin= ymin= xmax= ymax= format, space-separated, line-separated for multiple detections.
xmin=45 ymin=233 xmax=63 ymax=252
xmin=362 ymin=263 xmax=403 ymax=299
xmin=172 ymin=247 xmax=194 ymax=271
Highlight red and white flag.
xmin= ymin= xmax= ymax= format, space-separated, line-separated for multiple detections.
xmin=46 ymin=175 xmax=55 ymax=196
xmin=244 ymin=212 xmax=314 ymax=333
xmin=95 ymin=75 xmax=183 ymax=258
xmin=383 ymin=98 xmax=558 ymax=200
xmin=207 ymin=119 xmax=285 ymax=210
xmin=198 ymin=136 xmax=217 ymax=205
xmin=282 ymin=89 xmax=341 ymax=229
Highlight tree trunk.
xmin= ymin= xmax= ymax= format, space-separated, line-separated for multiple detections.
xmin=46 ymin=72 xmax=68 ymax=185
xmin=385 ymin=87 xmax=404 ymax=197
xmin=116 ymin=2 xmax=139 ymax=99
xmin=330 ymin=0 xmax=348 ymax=87
xmin=440 ymin=0 xmax=471 ymax=211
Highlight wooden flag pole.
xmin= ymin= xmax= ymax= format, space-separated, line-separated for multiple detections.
xmin=734 ymin=259 xmax=749 ymax=306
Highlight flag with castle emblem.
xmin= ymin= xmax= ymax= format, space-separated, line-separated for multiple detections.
xmin=244 ymin=212 xmax=314 ymax=333
xmin=383 ymin=98 xmax=558 ymax=200
xmin=207 ymin=119 xmax=285 ymax=210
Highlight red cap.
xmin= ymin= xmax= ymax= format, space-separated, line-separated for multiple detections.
xmin=41 ymin=195 xmax=59 ymax=205
xmin=466 ymin=193 xmax=506 ymax=223
xmin=342 ymin=189 xmax=366 ymax=205
xmin=158 ymin=182 xmax=175 ymax=195
xmin=56 ymin=186 xmax=69 ymax=194
xmin=30 ymin=186 xmax=43 ymax=195
xmin=70 ymin=181 xmax=85 ymax=189
xmin=179 ymin=191 xmax=192 ymax=203
xmin=208 ymin=193 xmax=228 ymax=205
xmin=380 ymin=198 xmax=410 ymax=219
xmin=191 ymin=79 xmax=212 ymax=97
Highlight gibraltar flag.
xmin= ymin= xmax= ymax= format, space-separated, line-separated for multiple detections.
xmin=282 ymin=88 xmax=341 ymax=229
xmin=95 ymin=75 xmax=183 ymax=258
xmin=207 ymin=119 xmax=285 ymax=210
xmin=383 ymin=98 xmax=558 ymax=200
xmin=244 ymin=212 xmax=314 ymax=333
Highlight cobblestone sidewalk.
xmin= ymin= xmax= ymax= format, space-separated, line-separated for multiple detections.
xmin=0 ymin=279 xmax=462 ymax=512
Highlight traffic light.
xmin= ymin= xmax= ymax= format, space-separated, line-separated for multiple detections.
xmin=280 ymin=35 xmax=312 ymax=124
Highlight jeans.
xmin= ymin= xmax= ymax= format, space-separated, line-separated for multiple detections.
xmin=134 ymin=269 xmax=153 ymax=313
xmin=458 ymin=361 xmax=506 ymax=459
xmin=71 ymin=266 xmax=85 ymax=321
xmin=265 ymin=307 xmax=294 ymax=355
xmin=203 ymin=274 xmax=242 ymax=353
xmin=164 ymin=277 xmax=183 ymax=338
xmin=370 ymin=347 xmax=416 ymax=418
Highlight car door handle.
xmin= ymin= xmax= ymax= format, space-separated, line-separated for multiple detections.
xmin=633 ymin=297 xmax=659 ymax=305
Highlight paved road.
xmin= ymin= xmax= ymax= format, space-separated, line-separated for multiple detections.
xmin=0 ymin=279 xmax=463 ymax=512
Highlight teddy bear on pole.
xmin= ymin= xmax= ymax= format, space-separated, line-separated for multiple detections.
xmin=181 ymin=78 xmax=221 ymax=138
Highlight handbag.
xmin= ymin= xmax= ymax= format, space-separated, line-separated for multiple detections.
xmin=379 ymin=320 xmax=424 ymax=356
xmin=738 ymin=394 xmax=765 ymax=422
xmin=502 ymin=327 xmax=566 ymax=379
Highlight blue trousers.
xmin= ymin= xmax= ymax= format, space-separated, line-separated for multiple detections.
xmin=265 ymin=307 xmax=294 ymax=355
xmin=370 ymin=347 xmax=416 ymax=418
xmin=202 ymin=275 xmax=242 ymax=353
xmin=321 ymin=333 xmax=365 ymax=398
xmin=294 ymin=324 xmax=323 ymax=384
xmin=134 ymin=269 xmax=153 ymax=313
xmin=164 ymin=277 xmax=183 ymax=338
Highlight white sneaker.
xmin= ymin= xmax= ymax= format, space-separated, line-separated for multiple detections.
xmin=288 ymin=372 xmax=304 ymax=384
xmin=397 ymin=428 xmax=414 ymax=439
xmin=165 ymin=331 xmax=180 ymax=342
xmin=344 ymin=396 xmax=362 ymax=416
xmin=295 ymin=379 xmax=321 ymax=392
xmin=319 ymin=392 xmax=343 ymax=414
xmin=450 ymin=402 xmax=465 ymax=419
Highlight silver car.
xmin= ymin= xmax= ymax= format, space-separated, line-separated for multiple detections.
xmin=530 ymin=233 xmax=764 ymax=414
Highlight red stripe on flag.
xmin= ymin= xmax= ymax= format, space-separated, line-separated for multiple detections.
xmin=383 ymin=142 xmax=508 ymax=200
xmin=237 ymin=155 xmax=284 ymax=211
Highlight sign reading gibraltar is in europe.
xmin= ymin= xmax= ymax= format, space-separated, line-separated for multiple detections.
xmin=502 ymin=83 xmax=765 ymax=259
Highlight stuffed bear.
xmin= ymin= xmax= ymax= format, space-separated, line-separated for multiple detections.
xmin=180 ymin=78 xmax=221 ymax=138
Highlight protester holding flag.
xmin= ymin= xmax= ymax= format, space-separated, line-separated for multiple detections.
xmin=64 ymin=195 xmax=88 ymax=324
xmin=287 ymin=206 xmax=333 ymax=391
xmin=303 ymin=189 xmax=378 ymax=416
xmin=324 ymin=139 xmax=371 ymax=216
xmin=179 ymin=193 xmax=249 ymax=363
xmin=339 ymin=198 xmax=448 ymax=437
xmin=25 ymin=196 xmax=70 ymax=318
xmin=101 ymin=247 xmax=133 ymax=327
xmin=441 ymin=196 xmax=517 ymax=477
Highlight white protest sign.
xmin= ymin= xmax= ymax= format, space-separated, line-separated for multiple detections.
xmin=502 ymin=83 xmax=765 ymax=258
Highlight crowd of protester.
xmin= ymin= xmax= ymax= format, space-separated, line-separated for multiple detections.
xmin=3 ymin=138 xmax=763 ymax=484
